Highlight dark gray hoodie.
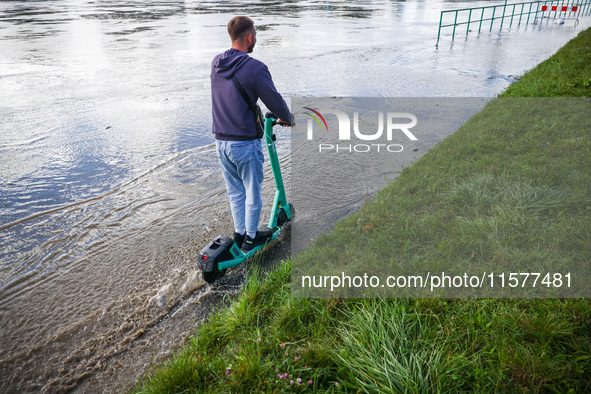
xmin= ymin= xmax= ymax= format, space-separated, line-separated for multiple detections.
xmin=211 ymin=48 xmax=292 ymax=141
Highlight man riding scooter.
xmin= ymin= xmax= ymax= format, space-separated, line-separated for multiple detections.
xmin=211 ymin=16 xmax=294 ymax=252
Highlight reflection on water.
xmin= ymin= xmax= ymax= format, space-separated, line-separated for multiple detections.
xmin=0 ymin=0 xmax=589 ymax=392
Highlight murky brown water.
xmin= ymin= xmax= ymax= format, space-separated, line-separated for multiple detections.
xmin=0 ymin=145 xmax=292 ymax=392
xmin=1 ymin=0 xmax=590 ymax=392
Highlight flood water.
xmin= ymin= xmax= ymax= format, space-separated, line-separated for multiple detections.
xmin=1 ymin=0 xmax=590 ymax=392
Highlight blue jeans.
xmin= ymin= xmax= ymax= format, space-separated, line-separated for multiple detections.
xmin=216 ymin=139 xmax=264 ymax=235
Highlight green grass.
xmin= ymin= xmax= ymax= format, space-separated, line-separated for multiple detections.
xmin=133 ymin=28 xmax=591 ymax=393
xmin=294 ymin=97 xmax=590 ymax=299
xmin=134 ymin=265 xmax=591 ymax=393
xmin=501 ymin=28 xmax=591 ymax=97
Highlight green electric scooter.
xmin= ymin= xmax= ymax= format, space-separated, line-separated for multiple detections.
xmin=198 ymin=113 xmax=293 ymax=284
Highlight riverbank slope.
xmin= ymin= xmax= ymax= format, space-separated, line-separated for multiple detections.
xmin=133 ymin=27 xmax=591 ymax=393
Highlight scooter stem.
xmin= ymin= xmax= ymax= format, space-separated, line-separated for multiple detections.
xmin=265 ymin=115 xmax=291 ymax=229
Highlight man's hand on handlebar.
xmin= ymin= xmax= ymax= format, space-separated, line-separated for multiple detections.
xmin=265 ymin=111 xmax=296 ymax=127
xmin=276 ymin=118 xmax=292 ymax=127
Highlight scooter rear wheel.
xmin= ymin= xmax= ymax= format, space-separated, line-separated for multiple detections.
xmin=203 ymin=268 xmax=227 ymax=284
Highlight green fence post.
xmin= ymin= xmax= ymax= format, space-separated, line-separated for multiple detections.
xmin=437 ymin=11 xmax=443 ymax=42
xmin=479 ymin=7 xmax=485 ymax=31
xmin=452 ymin=10 xmax=459 ymax=40
xmin=491 ymin=6 xmax=497 ymax=30
xmin=526 ymin=1 xmax=534 ymax=25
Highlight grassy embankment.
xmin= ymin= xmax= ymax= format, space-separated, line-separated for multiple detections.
xmin=133 ymin=28 xmax=591 ymax=393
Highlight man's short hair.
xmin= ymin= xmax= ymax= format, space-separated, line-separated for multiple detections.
xmin=227 ymin=16 xmax=254 ymax=41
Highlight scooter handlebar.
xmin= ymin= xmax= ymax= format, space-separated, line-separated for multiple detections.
xmin=265 ymin=112 xmax=295 ymax=127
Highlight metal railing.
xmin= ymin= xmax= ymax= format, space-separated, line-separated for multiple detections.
xmin=437 ymin=0 xmax=591 ymax=42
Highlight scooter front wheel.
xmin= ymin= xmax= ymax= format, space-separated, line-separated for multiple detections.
xmin=277 ymin=203 xmax=294 ymax=227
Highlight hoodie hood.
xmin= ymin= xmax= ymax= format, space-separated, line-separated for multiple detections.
xmin=211 ymin=47 xmax=292 ymax=141
xmin=212 ymin=48 xmax=251 ymax=79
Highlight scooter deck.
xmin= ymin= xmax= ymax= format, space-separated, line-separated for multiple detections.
xmin=218 ymin=227 xmax=283 ymax=270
